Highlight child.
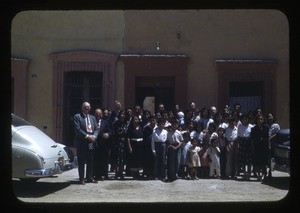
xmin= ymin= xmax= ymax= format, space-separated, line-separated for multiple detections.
xmin=166 ymin=119 xmax=183 ymax=181
xmin=199 ymin=141 xmax=210 ymax=178
xmin=205 ymin=133 xmax=221 ymax=178
xmin=178 ymin=131 xmax=192 ymax=179
xmin=188 ymin=138 xmax=201 ymax=180
xmin=217 ymin=127 xmax=227 ymax=179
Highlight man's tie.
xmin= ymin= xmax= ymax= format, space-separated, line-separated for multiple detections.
xmin=86 ymin=114 xmax=93 ymax=133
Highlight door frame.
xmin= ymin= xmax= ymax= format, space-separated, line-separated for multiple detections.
xmin=215 ymin=59 xmax=277 ymax=114
xmin=63 ymin=71 xmax=104 ymax=146
xmin=51 ymin=50 xmax=117 ymax=143
xmin=11 ymin=57 xmax=29 ymax=119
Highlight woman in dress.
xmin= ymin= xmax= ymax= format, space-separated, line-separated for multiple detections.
xmin=112 ymin=110 xmax=128 ymax=180
xmin=250 ymin=114 xmax=270 ymax=181
xmin=237 ymin=113 xmax=254 ymax=180
xmin=127 ymin=115 xmax=144 ymax=179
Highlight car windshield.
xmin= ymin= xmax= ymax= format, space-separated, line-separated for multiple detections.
xmin=11 ymin=114 xmax=32 ymax=127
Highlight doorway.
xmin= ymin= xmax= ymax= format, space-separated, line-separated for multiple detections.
xmin=121 ymin=55 xmax=188 ymax=113
xmin=63 ymin=71 xmax=103 ymax=146
xmin=229 ymin=81 xmax=263 ymax=114
xmin=215 ymin=59 xmax=277 ymax=115
xmin=135 ymin=76 xmax=175 ymax=113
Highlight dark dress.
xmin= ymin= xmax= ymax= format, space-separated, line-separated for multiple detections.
xmin=112 ymin=119 xmax=128 ymax=178
xmin=251 ymin=125 xmax=269 ymax=167
xmin=142 ymin=124 xmax=155 ymax=178
xmin=127 ymin=124 xmax=144 ymax=173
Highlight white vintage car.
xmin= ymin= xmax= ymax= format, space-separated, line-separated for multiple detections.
xmin=11 ymin=113 xmax=76 ymax=182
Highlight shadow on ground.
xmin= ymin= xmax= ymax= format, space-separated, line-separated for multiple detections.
xmin=12 ymin=179 xmax=71 ymax=198
xmin=261 ymin=176 xmax=290 ymax=190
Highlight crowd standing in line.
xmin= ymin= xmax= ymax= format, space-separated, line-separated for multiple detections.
xmin=73 ymin=100 xmax=281 ymax=184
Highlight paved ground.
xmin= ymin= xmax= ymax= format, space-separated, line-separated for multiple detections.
xmin=11 ymin=168 xmax=291 ymax=205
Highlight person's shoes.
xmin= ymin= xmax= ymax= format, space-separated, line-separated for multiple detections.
xmin=87 ymin=179 xmax=98 ymax=183
xmin=80 ymin=180 xmax=85 ymax=185
xmin=257 ymin=175 xmax=262 ymax=181
xmin=241 ymin=174 xmax=247 ymax=180
xmin=98 ymin=177 xmax=104 ymax=181
xmin=246 ymin=173 xmax=251 ymax=181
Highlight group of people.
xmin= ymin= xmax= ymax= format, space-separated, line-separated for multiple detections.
xmin=73 ymin=100 xmax=281 ymax=185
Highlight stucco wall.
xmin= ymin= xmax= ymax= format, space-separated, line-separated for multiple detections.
xmin=11 ymin=10 xmax=125 ymax=134
xmin=123 ymin=9 xmax=289 ymax=127
xmin=11 ymin=9 xmax=289 ymax=135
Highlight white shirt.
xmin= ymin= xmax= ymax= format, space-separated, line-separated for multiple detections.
xmin=167 ymin=129 xmax=183 ymax=146
xmin=217 ymin=122 xmax=228 ymax=129
xmin=198 ymin=117 xmax=214 ymax=130
xmin=205 ymin=146 xmax=221 ymax=160
xmin=237 ymin=123 xmax=254 ymax=138
xmin=224 ymin=126 xmax=237 ymax=142
xmin=151 ymin=127 xmax=168 ymax=150
xmin=190 ymin=130 xmax=204 ymax=143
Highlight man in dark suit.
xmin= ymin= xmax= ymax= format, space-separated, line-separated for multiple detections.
xmin=109 ymin=100 xmax=122 ymax=124
xmin=73 ymin=102 xmax=98 ymax=185
xmin=93 ymin=108 xmax=112 ymax=180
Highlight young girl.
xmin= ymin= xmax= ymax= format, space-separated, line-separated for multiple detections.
xmin=199 ymin=140 xmax=210 ymax=178
xmin=205 ymin=133 xmax=221 ymax=178
xmin=217 ymin=127 xmax=227 ymax=179
xmin=188 ymin=138 xmax=201 ymax=180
